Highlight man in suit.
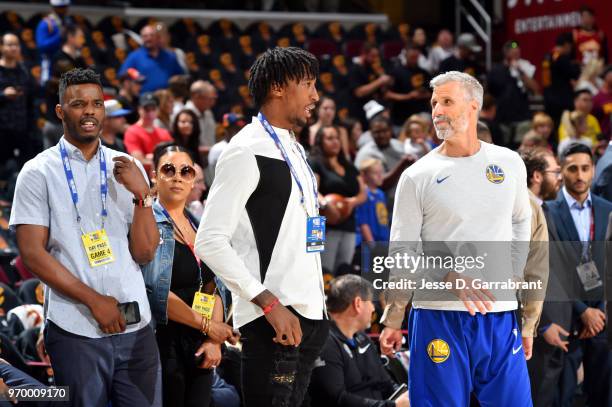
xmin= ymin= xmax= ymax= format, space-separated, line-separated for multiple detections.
xmin=521 ymin=148 xmax=569 ymax=407
xmin=594 ymin=141 xmax=612 ymax=202
xmin=546 ymin=142 xmax=612 ymax=406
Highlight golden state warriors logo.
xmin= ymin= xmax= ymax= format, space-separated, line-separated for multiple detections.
xmin=427 ymin=339 xmax=450 ymax=363
xmin=486 ymin=164 xmax=505 ymax=184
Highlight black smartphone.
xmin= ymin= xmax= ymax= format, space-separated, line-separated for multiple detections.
xmin=118 ymin=301 xmax=141 ymax=325
xmin=388 ymin=383 xmax=408 ymax=401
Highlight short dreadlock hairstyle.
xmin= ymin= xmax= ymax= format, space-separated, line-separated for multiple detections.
xmin=248 ymin=47 xmax=319 ymax=107
xmin=59 ymin=68 xmax=103 ymax=105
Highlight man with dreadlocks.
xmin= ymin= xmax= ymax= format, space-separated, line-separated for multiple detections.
xmin=195 ymin=47 xmax=329 ymax=406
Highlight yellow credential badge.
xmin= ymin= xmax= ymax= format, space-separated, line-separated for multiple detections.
xmin=81 ymin=229 xmax=115 ymax=267
xmin=427 ymin=339 xmax=450 ymax=363
xmin=192 ymin=292 xmax=215 ymax=320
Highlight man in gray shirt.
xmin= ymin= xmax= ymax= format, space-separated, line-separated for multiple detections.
xmin=9 ymin=68 xmax=161 ymax=407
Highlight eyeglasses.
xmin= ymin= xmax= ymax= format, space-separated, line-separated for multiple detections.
xmin=543 ymin=170 xmax=562 ymax=176
xmin=159 ymin=163 xmax=196 ymax=181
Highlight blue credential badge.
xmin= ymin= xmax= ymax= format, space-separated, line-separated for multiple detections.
xmin=306 ymin=216 xmax=326 ymax=252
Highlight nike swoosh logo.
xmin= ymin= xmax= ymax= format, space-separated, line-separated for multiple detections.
xmin=512 ymin=328 xmax=521 ymax=354
xmin=358 ymin=344 xmax=371 ymax=354
xmin=436 ymin=175 xmax=450 ymax=184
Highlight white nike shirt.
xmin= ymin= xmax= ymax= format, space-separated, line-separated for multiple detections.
xmin=389 ymin=140 xmax=532 ymax=312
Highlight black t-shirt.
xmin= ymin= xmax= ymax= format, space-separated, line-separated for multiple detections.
xmin=348 ymin=62 xmax=386 ymax=126
xmin=115 ymin=95 xmax=140 ymax=125
xmin=310 ymin=159 xmax=360 ymax=232
xmin=101 ymin=136 xmax=126 ymax=153
xmin=438 ymin=55 xmax=483 ymax=78
xmin=390 ymin=63 xmax=431 ymax=126
xmin=486 ymin=64 xmax=530 ymax=123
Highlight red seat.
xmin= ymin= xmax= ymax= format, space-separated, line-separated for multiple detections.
xmin=344 ymin=39 xmax=364 ymax=59
xmin=307 ymin=38 xmax=338 ymax=58
xmin=381 ymin=40 xmax=405 ymax=60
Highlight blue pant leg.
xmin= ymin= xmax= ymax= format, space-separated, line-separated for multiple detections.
xmin=408 ymin=309 xmax=471 ymax=407
xmin=472 ymin=312 xmax=533 ymax=407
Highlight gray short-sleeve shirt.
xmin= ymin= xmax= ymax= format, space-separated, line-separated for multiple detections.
xmin=9 ymin=137 xmax=152 ymax=338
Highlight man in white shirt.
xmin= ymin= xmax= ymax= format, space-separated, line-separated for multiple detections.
xmin=378 ymin=71 xmax=534 ymax=406
xmin=195 ymin=47 xmax=328 ymax=407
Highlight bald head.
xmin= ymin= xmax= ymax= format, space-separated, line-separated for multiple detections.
xmin=190 ymin=80 xmax=217 ymax=112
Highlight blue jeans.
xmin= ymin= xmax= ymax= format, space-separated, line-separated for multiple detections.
xmin=45 ymin=321 xmax=162 ymax=407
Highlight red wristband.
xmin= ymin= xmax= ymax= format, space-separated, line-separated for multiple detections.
xmin=262 ymin=298 xmax=280 ymax=315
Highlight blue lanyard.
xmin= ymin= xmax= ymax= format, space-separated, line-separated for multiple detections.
xmin=59 ymin=140 xmax=108 ymax=229
xmin=257 ymin=112 xmax=319 ymax=216
xmin=159 ymin=203 xmax=204 ymax=287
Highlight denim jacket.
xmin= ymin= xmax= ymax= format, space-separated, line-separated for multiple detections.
xmin=140 ymin=201 xmax=229 ymax=327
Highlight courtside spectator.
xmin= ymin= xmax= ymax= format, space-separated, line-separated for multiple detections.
xmin=487 ymin=41 xmax=539 ymax=144
xmin=521 ymin=148 xmax=564 ymax=407
xmin=594 ymin=140 xmax=612 ymax=201
xmin=476 ymin=120 xmax=493 ymax=144
xmin=522 ymin=112 xmax=555 ymax=151
xmin=309 ymin=275 xmax=409 ymax=407
xmin=207 ymin=113 xmax=246 ymax=185
xmin=119 ymin=24 xmax=185 ymax=93
xmin=168 ymin=75 xmax=191 ymax=119
xmin=573 ymin=6 xmax=608 ymax=66
xmin=355 ymin=158 xmax=390 ymax=246
xmin=0 ymin=33 xmax=36 ymax=170
xmin=154 ymin=89 xmax=174 ymax=131
xmin=398 ymin=115 xmax=431 ymax=158
xmin=310 ymin=125 xmax=366 ymax=274
xmin=349 ymin=43 xmax=393 ymax=125
xmin=101 ymin=99 xmax=130 ymax=153
xmin=156 ymin=22 xmax=187 ymax=73
xmin=478 ymin=93 xmax=504 ymax=145
xmin=545 ymin=143 xmax=612 ymax=406
xmin=10 ymin=68 xmax=161 ymax=407
xmin=387 ymin=43 xmax=431 ymax=128
xmin=439 ymin=33 xmax=483 ymax=77
xmin=186 ymin=163 xmax=206 ymax=219
xmin=171 ymin=109 xmax=201 ymax=162
xmin=558 ymin=89 xmax=601 ymax=147
xmin=185 ymin=80 xmax=218 ymax=157
xmin=141 ymin=144 xmax=238 ymax=407
xmin=592 ymin=65 xmax=612 ymax=137
xmin=117 ymin=68 xmax=145 ymax=124
xmin=354 ymin=116 xmax=414 ymax=208
xmin=543 ymin=33 xmax=581 ymax=125
xmin=309 ymin=96 xmax=351 ymax=159
xmin=50 ymin=24 xmax=86 ymax=78
xmin=428 ymin=29 xmax=454 ymax=74
xmin=124 ymin=92 xmax=173 ymax=168
xmin=35 ymin=0 xmax=72 ymax=84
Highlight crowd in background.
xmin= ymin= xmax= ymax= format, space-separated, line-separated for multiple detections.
xmin=0 ymin=1 xmax=610 ymax=406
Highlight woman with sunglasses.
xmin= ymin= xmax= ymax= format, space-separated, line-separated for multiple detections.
xmin=141 ymin=143 xmax=238 ymax=407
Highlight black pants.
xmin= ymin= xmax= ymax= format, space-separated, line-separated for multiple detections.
xmin=239 ymin=310 xmax=329 ymax=407
xmin=156 ymin=324 xmax=213 ymax=407
xmin=528 ymin=336 xmax=566 ymax=407
xmin=558 ymin=331 xmax=612 ymax=407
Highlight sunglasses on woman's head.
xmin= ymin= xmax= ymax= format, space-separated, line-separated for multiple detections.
xmin=159 ymin=162 xmax=196 ymax=181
